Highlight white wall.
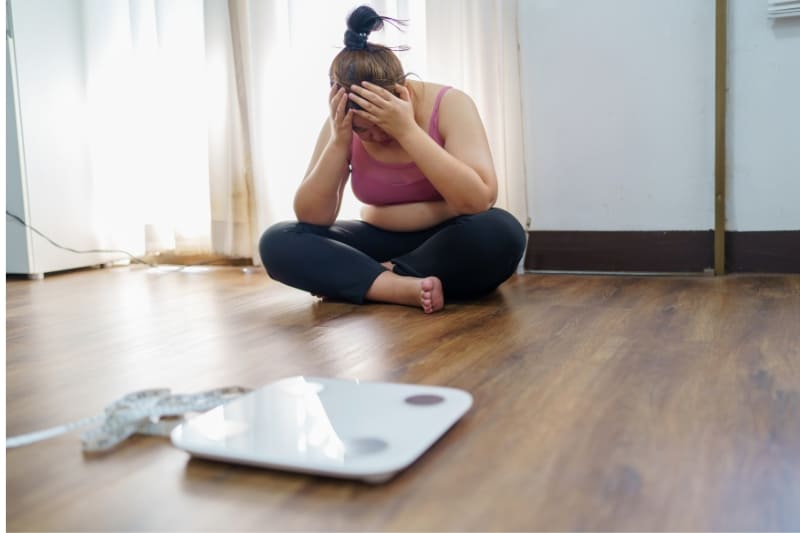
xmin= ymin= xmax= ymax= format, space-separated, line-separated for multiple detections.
xmin=519 ymin=0 xmax=800 ymax=231
xmin=728 ymin=0 xmax=800 ymax=231
xmin=519 ymin=0 xmax=800 ymax=233
xmin=519 ymin=0 xmax=715 ymax=231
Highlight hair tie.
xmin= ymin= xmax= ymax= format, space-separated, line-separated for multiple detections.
xmin=344 ymin=29 xmax=369 ymax=50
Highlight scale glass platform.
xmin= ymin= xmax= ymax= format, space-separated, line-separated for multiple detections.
xmin=171 ymin=376 xmax=472 ymax=483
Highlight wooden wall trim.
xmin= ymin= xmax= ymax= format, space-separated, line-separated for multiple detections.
xmin=525 ymin=231 xmax=800 ymax=273
xmin=525 ymin=231 xmax=714 ymax=273
xmin=726 ymin=231 xmax=800 ymax=273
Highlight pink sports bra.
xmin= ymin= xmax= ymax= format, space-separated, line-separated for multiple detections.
xmin=350 ymin=86 xmax=451 ymax=206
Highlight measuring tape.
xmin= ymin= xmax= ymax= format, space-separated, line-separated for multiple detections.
xmin=6 ymin=386 xmax=251 ymax=452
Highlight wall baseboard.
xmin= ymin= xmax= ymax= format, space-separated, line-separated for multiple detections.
xmin=726 ymin=231 xmax=800 ymax=273
xmin=525 ymin=230 xmax=799 ymax=273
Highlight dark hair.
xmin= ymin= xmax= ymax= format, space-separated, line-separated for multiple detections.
xmin=330 ymin=5 xmax=408 ymax=111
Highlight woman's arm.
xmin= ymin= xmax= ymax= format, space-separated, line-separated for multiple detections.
xmin=349 ymin=83 xmax=498 ymax=215
xmin=293 ymin=86 xmax=353 ymax=226
xmin=361 ymin=201 xmax=458 ymax=232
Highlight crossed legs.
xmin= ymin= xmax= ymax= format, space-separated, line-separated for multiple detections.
xmin=259 ymin=208 xmax=526 ymax=312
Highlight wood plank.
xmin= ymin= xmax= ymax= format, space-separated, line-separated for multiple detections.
xmin=6 ymin=267 xmax=800 ymax=530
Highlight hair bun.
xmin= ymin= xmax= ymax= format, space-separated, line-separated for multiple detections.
xmin=341 ymin=5 xmax=408 ymax=51
xmin=343 ymin=5 xmax=384 ymax=49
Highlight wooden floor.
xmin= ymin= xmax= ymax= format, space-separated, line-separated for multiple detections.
xmin=5 ymin=266 xmax=800 ymax=531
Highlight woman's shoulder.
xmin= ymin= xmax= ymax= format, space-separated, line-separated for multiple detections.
xmin=413 ymin=81 xmax=475 ymax=118
xmin=423 ymin=84 xmax=479 ymax=134
xmin=409 ymin=81 xmax=479 ymax=140
xmin=415 ymin=81 xmax=467 ymax=101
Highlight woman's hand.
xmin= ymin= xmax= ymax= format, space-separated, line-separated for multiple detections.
xmin=329 ymin=83 xmax=353 ymax=148
xmin=348 ymin=82 xmax=418 ymax=140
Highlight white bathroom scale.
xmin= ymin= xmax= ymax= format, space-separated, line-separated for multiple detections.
xmin=170 ymin=376 xmax=473 ymax=483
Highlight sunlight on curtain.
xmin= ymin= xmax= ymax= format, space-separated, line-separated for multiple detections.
xmin=83 ymin=0 xmax=210 ymax=254
xmin=204 ymin=0 xmax=257 ymax=258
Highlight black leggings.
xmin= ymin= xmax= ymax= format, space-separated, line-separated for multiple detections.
xmin=259 ymin=208 xmax=526 ymax=304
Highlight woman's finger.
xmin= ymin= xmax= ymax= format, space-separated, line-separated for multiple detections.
xmin=331 ymin=86 xmax=345 ymax=101
xmin=394 ymin=83 xmax=411 ymax=102
xmin=331 ymin=88 xmax=344 ymax=113
xmin=335 ymin=90 xmax=348 ymax=122
xmin=361 ymin=81 xmax=394 ymax=101
xmin=350 ymin=83 xmax=385 ymax=106
xmin=348 ymin=91 xmax=374 ymax=111
xmin=331 ymin=87 xmax=345 ymax=109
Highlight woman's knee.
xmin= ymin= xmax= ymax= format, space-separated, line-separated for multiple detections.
xmin=464 ymin=208 xmax=527 ymax=261
xmin=258 ymin=221 xmax=304 ymax=273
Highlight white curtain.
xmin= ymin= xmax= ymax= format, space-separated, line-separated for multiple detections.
xmin=424 ymin=0 xmax=529 ymax=228
xmin=81 ymin=0 xmax=211 ymax=255
xmin=81 ymin=0 xmax=260 ymax=258
xmin=204 ymin=0 xmax=260 ymax=258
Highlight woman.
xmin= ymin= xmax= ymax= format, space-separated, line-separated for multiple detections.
xmin=259 ymin=5 xmax=526 ymax=313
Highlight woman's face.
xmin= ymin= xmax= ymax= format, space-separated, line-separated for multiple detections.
xmin=351 ymin=115 xmax=394 ymax=145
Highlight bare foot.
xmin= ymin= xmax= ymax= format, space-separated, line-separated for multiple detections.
xmin=365 ymin=271 xmax=445 ymax=313
xmin=420 ymin=277 xmax=444 ymax=314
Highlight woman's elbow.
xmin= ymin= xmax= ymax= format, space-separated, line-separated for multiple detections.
xmin=452 ymin=191 xmax=496 ymax=215
xmin=293 ymin=201 xmax=336 ymax=226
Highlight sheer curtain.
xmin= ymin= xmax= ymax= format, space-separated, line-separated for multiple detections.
xmin=81 ymin=0 xmax=211 ymax=255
